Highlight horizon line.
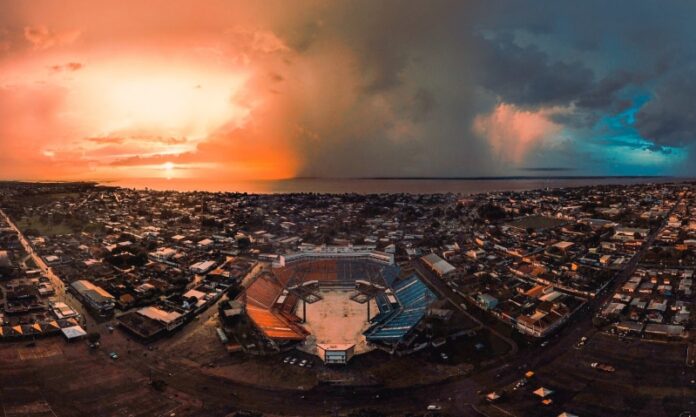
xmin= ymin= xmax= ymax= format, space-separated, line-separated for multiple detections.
xmin=0 ymin=174 xmax=686 ymax=184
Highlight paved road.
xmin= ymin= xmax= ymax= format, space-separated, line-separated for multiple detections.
xmin=414 ymin=262 xmax=519 ymax=355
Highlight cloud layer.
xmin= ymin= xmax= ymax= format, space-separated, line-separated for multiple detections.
xmin=0 ymin=0 xmax=695 ymax=181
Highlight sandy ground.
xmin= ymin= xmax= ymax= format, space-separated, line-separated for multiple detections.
xmin=298 ymin=289 xmax=377 ymax=357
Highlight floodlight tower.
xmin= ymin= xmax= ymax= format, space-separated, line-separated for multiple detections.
xmin=285 ymin=267 xmax=322 ymax=323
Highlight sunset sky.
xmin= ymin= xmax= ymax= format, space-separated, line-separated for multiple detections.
xmin=1 ymin=0 xmax=696 ymax=182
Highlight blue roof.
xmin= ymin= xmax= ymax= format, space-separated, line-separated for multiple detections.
xmin=365 ymin=275 xmax=434 ymax=342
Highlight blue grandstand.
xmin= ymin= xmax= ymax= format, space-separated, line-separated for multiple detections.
xmin=381 ymin=264 xmax=400 ymax=286
xmin=364 ymin=274 xmax=434 ymax=343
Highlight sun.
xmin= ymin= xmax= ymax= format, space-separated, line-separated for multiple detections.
xmin=162 ymin=161 xmax=175 ymax=179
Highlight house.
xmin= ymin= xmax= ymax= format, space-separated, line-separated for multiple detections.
xmin=190 ymin=260 xmax=216 ymax=274
xmin=137 ymin=306 xmax=184 ymax=331
xmin=477 ymin=293 xmax=498 ymax=310
xmin=421 ymin=253 xmax=456 ymax=277
xmin=70 ymin=280 xmax=115 ymax=315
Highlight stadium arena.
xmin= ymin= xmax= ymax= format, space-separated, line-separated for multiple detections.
xmin=242 ymin=246 xmax=436 ymax=364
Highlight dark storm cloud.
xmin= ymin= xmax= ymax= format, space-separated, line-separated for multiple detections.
xmin=473 ymin=34 xmax=595 ymax=108
xmin=245 ymin=1 xmax=696 ymax=176
xmin=635 ymin=67 xmax=696 ymax=148
xmin=576 ymin=71 xmax=638 ymax=110
xmin=409 ymin=89 xmax=437 ymax=122
xmin=283 ymin=1 xmax=501 ymax=178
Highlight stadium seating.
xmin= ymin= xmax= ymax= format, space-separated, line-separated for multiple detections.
xmin=247 ymin=255 xmax=432 ymax=346
xmin=365 ymin=275 xmax=434 ymax=342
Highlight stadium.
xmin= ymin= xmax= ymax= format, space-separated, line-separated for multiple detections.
xmin=242 ymin=246 xmax=436 ymax=364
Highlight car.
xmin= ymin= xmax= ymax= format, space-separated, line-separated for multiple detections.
xmin=299 ymin=359 xmax=308 ymax=367
xmin=591 ymin=362 xmax=616 ymax=373
xmin=427 ymin=405 xmax=442 ymax=411
xmin=283 ymin=356 xmax=291 ymax=364
xmin=540 ymin=341 xmax=549 ymax=347
xmin=109 ymin=352 xmax=119 ymax=360
xmin=289 ymin=357 xmax=297 ymax=365
xmin=440 ymin=352 xmax=449 ymax=361
xmin=107 ymin=325 xmax=114 ymax=333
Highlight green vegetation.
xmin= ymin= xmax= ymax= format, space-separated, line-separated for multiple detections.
xmin=17 ymin=214 xmax=104 ymax=237
xmin=506 ymin=214 xmax=567 ymax=230
xmin=16 ymin=192 xmax=82 ymax=206
xmin=18 ymin=215 xmax=75 ymax=236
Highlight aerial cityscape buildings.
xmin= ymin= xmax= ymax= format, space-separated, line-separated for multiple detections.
xmin=3 ymin=0 xmax=696 ymax=415
xmin=0 ymin=180 xmax=695 ymax=416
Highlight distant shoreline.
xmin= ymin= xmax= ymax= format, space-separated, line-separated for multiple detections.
xmin=292 ymin=175 xmax=674 ymax=181
xmin=1 ymin=176 xmax=690 ymax=195
xmin=0 ymin=175 xmax=680 ymax=184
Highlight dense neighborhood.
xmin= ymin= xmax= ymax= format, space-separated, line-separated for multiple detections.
xmin=0 ymin=181 xmax=695 ymax=417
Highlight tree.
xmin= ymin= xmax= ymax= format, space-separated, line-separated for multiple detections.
xmin=477 ymin=203 xmax=506 ymax=221
xmin=150 ymin=379 xmax=167 ymax=391
xmin=592 ymin=316 xmax=608 ymax=328
xmin=237 ymin=236 xmax=251 ymax=251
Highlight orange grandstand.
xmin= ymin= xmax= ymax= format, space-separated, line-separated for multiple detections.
xmin=245 ymin=272 xmax=306 ymax=341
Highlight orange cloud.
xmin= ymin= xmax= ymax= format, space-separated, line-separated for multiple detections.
xmin=0 ymin=1 xmax=462 ymax=181
xmin=473 ymin=103 xmax=563 ymax=164
xmin=24 ymin=26 xmax=81 ymax=50
xmin=50 ymin=61 xmax=83 ymax=72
